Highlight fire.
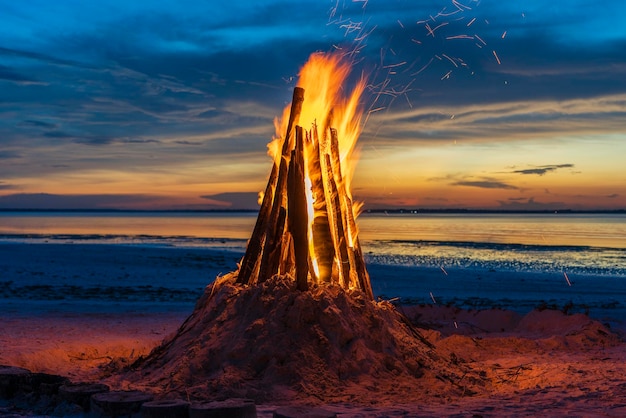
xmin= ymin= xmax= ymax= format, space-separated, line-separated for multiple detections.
xmin=238 ymin=52 xmax=373 ymax=299
xmin=272 ymin=52 xmax=367 ymax=195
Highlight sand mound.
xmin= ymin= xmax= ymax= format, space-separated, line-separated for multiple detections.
xmin=118 ymin=273 xmax=482 ymax=403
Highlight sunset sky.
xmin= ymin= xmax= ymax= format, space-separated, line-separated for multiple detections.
xmin=1 ymin=0 xmax=625 ymax=210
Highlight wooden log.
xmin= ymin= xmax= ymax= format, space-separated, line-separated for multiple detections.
xmin=328 ymin=128 xmax=358 ymax=289
xmin=279 ymin=229 xmax=295 ymax=276
xmin=271 ymin=206 xmax=289 ymax=275
xmin=238 ymin=87 xmax=304 ymax=285
xmin=91 ymin=390 xmax=154 ymax=417
xmin=323 ymin=152 xmax=351 ymax=288
xmin=307 ymin=125 xmax=334 ymax=284
xmin=282 ymin=87 xmax=305 ymax=157
xmin=0 ymin=365 xmax=30 ymax=399
xmin=273 ymin=406 xmax=337 ymax=418
xmin=140 ymin=399 xmax=190 ymax=418
xmin=189 ymin=398 xmax=257 ymax=418
xmin=328 ymin=127 xmax=343 ymax=182
xmin=237 ymin=162 xmax=277 ymax=285
xmin=258 ymin=156 xmax=288 ymax=282
xmin=59 ymin=382 xmax=110 ymax=412
xmin=17 ymin=372 xmax=69 ymax=397
xmin=343 ymin=194 xmax=374 ymax=299
xmin=328 ymin=128 xmax=374 ymax=298
xmin=288 ymin=126 xmax=309 ymax=291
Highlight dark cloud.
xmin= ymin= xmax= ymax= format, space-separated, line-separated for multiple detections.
xmin=0 ymin=193 xmax=162 ymax=209
xmin=0 ymin=151 xmax=21 ymax=159
xmin=200 ymin=192 xmax=260 ymax=209
xmin=119 ymin=138 xmax=161 ymax=144
xmin=175 ymin=140 xmax=202 ymax=146
xmin=0 ymin=46 xmax=91 ymax=69
xmin=0 ymin=182 xmax=17 ymax=190
xmin=43 ymin=131 xmax=76 ymax=139
xmin=452 ymin=180 xmax=519 ymax=190
xmin=496 ymin=197 xmax=570 ymax=211
xmin=18 ymin=120 xmax=58 ymax=129
xmin=0 ymin=64 xmax=40 ymax=84
xmin=512 ymin=164 xmax=574 ymax=176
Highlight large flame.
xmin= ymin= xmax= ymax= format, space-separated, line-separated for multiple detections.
xmin=271 ymin=52 xmax=366 ymax=195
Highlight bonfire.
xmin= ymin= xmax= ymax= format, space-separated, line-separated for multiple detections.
xmin=125 ymin=52 xmax=476 ymax=402
xmin=236 ymin=52 xmax=372 ymax=297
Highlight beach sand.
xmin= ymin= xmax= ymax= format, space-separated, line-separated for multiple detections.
xmin=2 ymin=306 xmax=626 ymax=416
xmin=1 ymin=242 xmax=626 ymax=416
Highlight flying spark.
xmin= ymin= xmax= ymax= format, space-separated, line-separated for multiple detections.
xmin=446 ymin=34 xmax=474 ymax=40
xmin=475 ymin=34 xmax=487 ymax=45
xmin=564 ymin=272 xmax=572 ymax=286
xmin=492 ymin=50 xmax=502 ymax=64
xmin=425 ymin=21 xmax=449 ymax=37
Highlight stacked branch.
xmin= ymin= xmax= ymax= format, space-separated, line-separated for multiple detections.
xmin=236 ymin=87 xmax=373 ymax=300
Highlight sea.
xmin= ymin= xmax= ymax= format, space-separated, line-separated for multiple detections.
xmin=1 ymin=211 xmax=625 ymax=319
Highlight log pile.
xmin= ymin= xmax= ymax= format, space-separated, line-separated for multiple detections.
xmin=235 ymin=87 xmax=373 ymax=300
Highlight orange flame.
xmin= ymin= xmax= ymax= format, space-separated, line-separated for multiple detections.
xmin=271 ymin=52 xmax=366 ymax=195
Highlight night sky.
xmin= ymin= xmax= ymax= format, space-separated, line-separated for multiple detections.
xmin=1 ymin=0 xmax=625 ymax=210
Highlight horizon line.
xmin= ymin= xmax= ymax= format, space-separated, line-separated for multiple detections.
xmin=1 ymin=208 xmax=625 ymax=214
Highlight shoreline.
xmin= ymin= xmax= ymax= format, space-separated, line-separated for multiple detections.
xmin=1 ymin=240 xmax=624 ymax=327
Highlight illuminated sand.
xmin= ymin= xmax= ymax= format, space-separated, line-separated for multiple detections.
xmin=2 ymin=294 xmax=626 ymax=416
xmin=115 ymin=273 xmax=472 ymax=402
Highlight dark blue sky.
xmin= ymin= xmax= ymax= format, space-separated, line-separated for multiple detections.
xmin=1 ymin=0 xmax=626 ymax=210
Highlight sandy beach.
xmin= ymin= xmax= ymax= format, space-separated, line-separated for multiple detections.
xmin=2 ymin=242 xmax=626 ymax=416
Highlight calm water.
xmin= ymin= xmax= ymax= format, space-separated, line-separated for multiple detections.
xmin=1 ymin=211 xmax=625 ymax=276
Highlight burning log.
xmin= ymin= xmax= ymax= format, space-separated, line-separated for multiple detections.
xmin=288 ymin=126 xmax=309 ymax=291
xmin=235 ymin=86 xmax=373 ymax=298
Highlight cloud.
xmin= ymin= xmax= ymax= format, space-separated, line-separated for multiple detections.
xmin=0 ymin=64 xmax=41 ymax=85
xmin=511 ymin=164 xmax=574 ymax=176
xmin=452 ymin=180 xmax=519 ymax=190
xmin=18 ymin=120 xmax=58 ymax=129
xmin=43 ymin=131 xmax=76 ymax=139
xmin=0 ymin=46 xmax=90 ymax=69
xmin=0 ymin=193 xmax=163 ymax=209
xmin=200 ymin=192 xmax=259 ymax=209
xmin=366 ymin=93 xmax=626 ymax=145
xmin=0 ymin=151 xmax=21 ymax=159
xmin=0 ymin=181 xmax=17 ymax=190
xmin=496 ymin=197 xmax=569 ymax=211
